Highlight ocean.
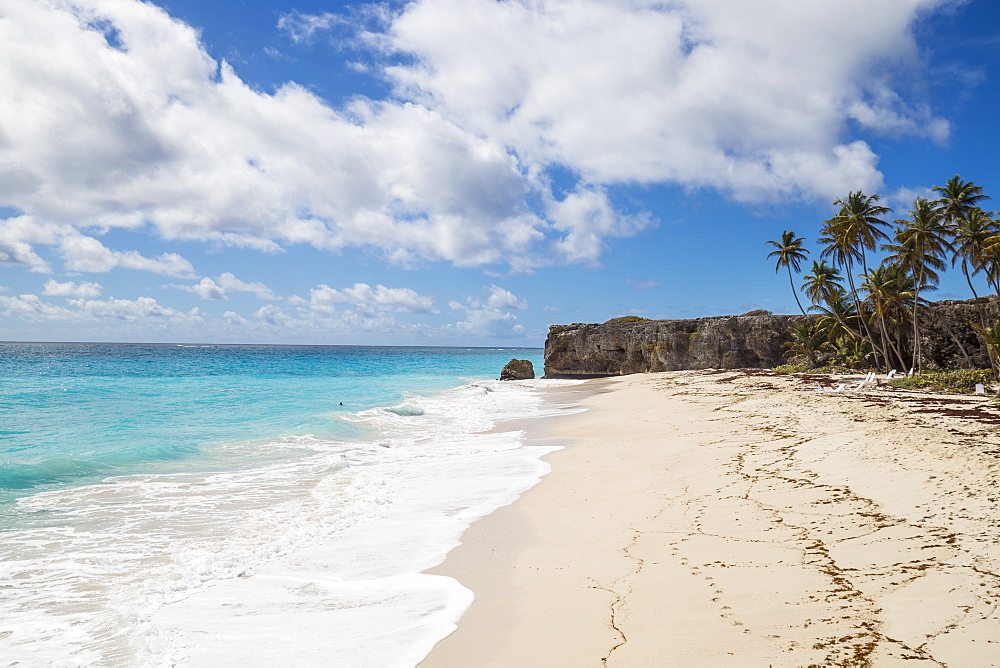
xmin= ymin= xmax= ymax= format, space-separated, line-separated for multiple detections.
xmin=0 ymin=343 xmax=576 ymax=666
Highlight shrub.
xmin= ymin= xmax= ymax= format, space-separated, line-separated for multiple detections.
xmin=889 ymin=369 xmax=995 ymax=394
xmin=741 ymin=309 xmax=773 ymax=316
xmin=605 ymin=315 xmax=651 ymax=324
xmin=773 ymin=363 xmax=808 ymax=374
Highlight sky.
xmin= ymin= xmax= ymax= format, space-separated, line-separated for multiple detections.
xmin=1 ymin=0 xmax=999 ymax=346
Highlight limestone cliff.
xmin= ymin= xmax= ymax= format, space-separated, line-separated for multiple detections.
xmin=543 ymin=297 xmax=1000 ymax=378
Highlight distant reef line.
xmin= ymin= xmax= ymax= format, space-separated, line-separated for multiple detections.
xmin=543 ymin=296 xmax=999 ymax=378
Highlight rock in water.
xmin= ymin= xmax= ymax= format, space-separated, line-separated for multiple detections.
xmin=500 ymin=359 xmax=535 ymax=381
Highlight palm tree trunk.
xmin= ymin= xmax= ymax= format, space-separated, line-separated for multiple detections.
xmin=963 ymin=261 xmax=988 ymax=330
xmin=912 ymin=269 xmax=924 ymax=374
xmin=846 ymin=267 xmax=881 ymax=369
xmin=787 ymin=266 xmax=806 ymax=315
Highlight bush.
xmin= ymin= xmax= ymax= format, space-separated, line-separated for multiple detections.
xmin=605 ymin=315 xmax=651 ymax=324
xmin=889 ymin=369 xmax=995 ymax=394
xmin=773 ymin=363 xmax=807 ymax=374
xmin=741 ymin=309 xmax=773 ymax=316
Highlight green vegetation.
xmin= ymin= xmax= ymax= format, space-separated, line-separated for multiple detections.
xmin=740 ymin=308 xmax=773 ymax=316
xmin=604 ymin=315 xmax=651 ymax=324
xmin=888 ymin=369 xmax=993 ymax=394
xmin=765 ymin=231 xmax=809 ymax=315
xmin=766 ymin=175 xmax=1000 ymax=378
xmin=772 ymin=363 xmax=808 ymax=374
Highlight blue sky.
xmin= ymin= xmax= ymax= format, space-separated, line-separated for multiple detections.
xmin=1 ymin=0 xmax=999 ymax=346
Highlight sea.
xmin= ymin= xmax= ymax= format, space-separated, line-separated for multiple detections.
xmin=0 ymin=343 xmax=579 ymax=666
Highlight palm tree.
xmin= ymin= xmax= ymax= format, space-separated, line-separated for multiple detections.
xmin=933 ymin=175 xmax=990 ymax=233
xmin=953 ymin=208 xmax=999 ymax=302
xmin=820 ymin=192 xmax=891 ymax=367
xmin=883 ymin=197 xmax=952 ymax=372
xmin=801 ymin=260 xmax=843 ymax=308
xmin=972 ymin=320 xmax=1000 ymax=380
xmin=859 ymin=265 xmax=910 ymax=371
xmin=831 ymin=191 xmax=892 ymax=275
xmin=783 ymin=320 xmax=827 ymax=367
xmin=766 ymin=231 xmax=809 ymax=315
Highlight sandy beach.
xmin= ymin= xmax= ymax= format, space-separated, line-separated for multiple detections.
xmin=422 ymin=370 xmax=1000 ymax=667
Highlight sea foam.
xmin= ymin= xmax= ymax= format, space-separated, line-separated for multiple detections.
xmin=0 ymin=376 xmax=580 ymax=666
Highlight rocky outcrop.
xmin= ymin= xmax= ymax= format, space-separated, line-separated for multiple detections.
xmin=544 ymin=297 xmax=1000 ymax=378
xmin=500 ymin=358 xmax=535 ymax=380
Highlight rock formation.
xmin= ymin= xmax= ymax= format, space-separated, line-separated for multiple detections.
xmin=544 ymin=297 xmax=1000 ymax=378
xmin=500 ymin=358 xmax=535 ymax=380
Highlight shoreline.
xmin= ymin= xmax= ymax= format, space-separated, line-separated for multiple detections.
xmin=421 ymin=370 xmax=1000 ymax=666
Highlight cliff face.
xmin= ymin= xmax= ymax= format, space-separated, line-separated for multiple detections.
xmin=544 ymin=297 xmax=1000 ymax=378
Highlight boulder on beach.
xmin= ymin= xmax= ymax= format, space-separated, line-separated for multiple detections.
xmin=500 ymin=359 xmax=535 ymax=381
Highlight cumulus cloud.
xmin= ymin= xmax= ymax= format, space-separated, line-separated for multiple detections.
xmin=0 ymin=0 xmax=955 ymax=274
xmin=0 ymin=292 xmax=200 ymax=326
xmin=304 ymin=282 xmax=437 ymax=314
xmin=176 ymin=273 xmax=277 ymax=300
xmin=447 ymin=284 xmax=528 ymax=338
xmin=382 ymin=0 xmax=951 ymax=201
xmin=42 ymin=279 xmax=103 ymax=298
xmin=58 ymin=235 xmax=195 ymax=277
xmin=484 ymin=285 xmax=528 ymax=310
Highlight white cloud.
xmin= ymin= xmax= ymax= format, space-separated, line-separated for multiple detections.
xmin=304 ymin=282 xmax=437 ymax=314
xmin=484 ymin=284 xmax=527 ymax=310
xmin=0 ymin=292 xmax=200 ymax=326
xmin=68 ymin=296 xmax=201 ymax=323
xmin=629 ymin=278 xmax=660 ymax=291
xmin=217 ymin=273 xmax=277 ymax=300
xmin=447 ymin=284 xmax=528 ymax=338
xmin=183 ymin=277 xmax=226 ymax=300
xmin=0 ymin=294 xmax=73 ymax=320
xmin=59 ymin=235 xmax=196 ymax=277
xmin=42 ymin=279 xmax=103 ymax=298
xmin=382 ymin=0 xmax=952 ymax=201
xmin=276 ymin=11 xmax=343 ymax=43
xmin=0 ymin=0 xmax=955 ymax=275
xmin=176 ymin=273 xmax=277 ymax=300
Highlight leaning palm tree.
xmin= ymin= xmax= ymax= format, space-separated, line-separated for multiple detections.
xmin=933 ymin=175 xmax=990 ymax=233
xmin=953 ymin=208 xmax=999 ymax=302
xmin=766 ymin=231 xmax=809 ymax=315
xmin=883 ymin=197 xmax=952 ymax=373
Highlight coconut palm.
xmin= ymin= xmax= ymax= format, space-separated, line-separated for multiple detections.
xmin=819 ymin=192 xmax=891 ymax=367
xmin=783 ymin=320 xmax=827 ymax=367
xmin=953 ymin=208 xmax=999 ymax=301
xmin=859 ymin=265 xmax=910 ymax=371
xmin=972 ymin=320 xmax=1000 ymax=379
xmin=766 ymin=231 xmax=809 ymax=315
xmin=831 ymin=191 xmax=892 ymax=274
xmin=883 ymin=198 xmax=952 ymax=372
xmin=801 ymin=260 xmax=843 ymax=307
xmin=933 ymin=175 xmax=990 ymax=232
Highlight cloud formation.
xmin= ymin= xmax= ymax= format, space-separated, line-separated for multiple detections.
xmin=381 ymin=0 xmax=951 ymax=201
xmin=0 ymin=0 xmax=953 ymax=278
xmin=301 ymin=282 xmax=437 ymax=314
xmin=177 ymin=273 xmax=277 ymax=301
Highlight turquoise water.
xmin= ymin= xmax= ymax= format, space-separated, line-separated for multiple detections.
xmin=1 ymin=343 xmax=567 ymax=665
xmin=0 ymin=343 xmax=543 ymax=501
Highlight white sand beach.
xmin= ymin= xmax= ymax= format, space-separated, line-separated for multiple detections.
xmin=422 ymin=370 xmax=1000 ymax=666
